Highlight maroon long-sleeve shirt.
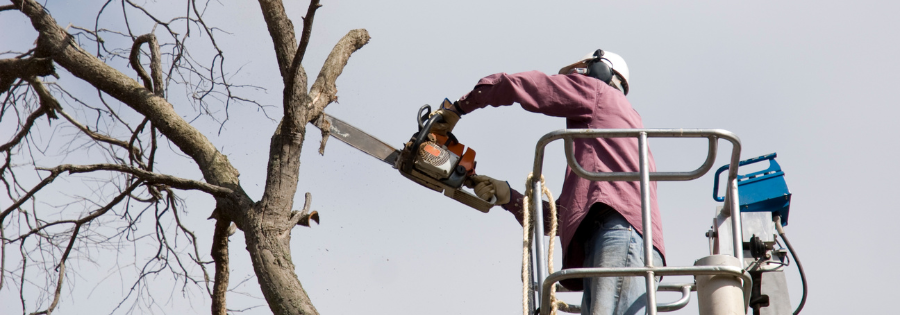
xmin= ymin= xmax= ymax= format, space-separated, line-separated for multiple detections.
xmin=458 ymin=71 xmax=665 ymax=270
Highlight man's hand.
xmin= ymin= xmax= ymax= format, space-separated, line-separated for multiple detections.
xmin=466 ymin=175 xmax=511 ymax=205
xmin=429 ymin=100 xmax=460 ymax=136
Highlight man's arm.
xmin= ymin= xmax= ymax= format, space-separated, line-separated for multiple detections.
xmin=457 ymin=71 xmax=600 ymax=120
xmin=503 ymin=188 xmax=557 ymax=235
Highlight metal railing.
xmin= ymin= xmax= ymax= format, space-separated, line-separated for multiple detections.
xmin=528 ymin=129 xmax=748 ymax=315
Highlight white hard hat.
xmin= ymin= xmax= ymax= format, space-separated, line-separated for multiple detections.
xmin=559 ymin=49 xmax=630 ymax=95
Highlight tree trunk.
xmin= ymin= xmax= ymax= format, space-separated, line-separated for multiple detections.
xmin=245 ymin=219 xmax=319 ymax=315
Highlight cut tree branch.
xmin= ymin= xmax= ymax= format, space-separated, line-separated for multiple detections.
xmin=314 ymin=113 xmax=330 ymax=155
xmin=307 ymin=29 xmax=370 ymax=120
xmin=292 ymin=192 xmax=319 ymax=227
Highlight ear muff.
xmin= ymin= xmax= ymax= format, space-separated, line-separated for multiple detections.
xmin=586 ymin=49 xmax=614 ymax=84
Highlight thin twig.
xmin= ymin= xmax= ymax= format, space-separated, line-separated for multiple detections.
xmin=167 ymin=190 xmax=211 ymax=294
xmin=35 ymin=164 xmax=234 ymax=197
xmin=28 ymin=224 xmax=81 ymax=315
xmin=55 ymin=106 xmax=146 ymax=169
xmin=0 ymin=88 xmax=55 ymax=152
xmin=0 ymin=226 xmax=5 ymax=291
xmin=0 ymin=171 xmax=58 ymax=224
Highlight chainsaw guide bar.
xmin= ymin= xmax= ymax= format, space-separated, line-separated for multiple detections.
xmin=312 ymin=111 xmax=494 ymax=213
xmin=318 ymin=114 xmax=400 ymax=166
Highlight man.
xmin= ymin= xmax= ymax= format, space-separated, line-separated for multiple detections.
xmin=434 ymin=50 xmax=665 ymax=315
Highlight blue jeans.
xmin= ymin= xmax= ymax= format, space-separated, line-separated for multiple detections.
xmin=581 ymin=213 xmax=664 ymax=315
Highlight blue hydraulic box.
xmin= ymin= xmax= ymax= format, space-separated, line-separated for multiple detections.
xmin=713 ymin=153 xmax=792 ymax=226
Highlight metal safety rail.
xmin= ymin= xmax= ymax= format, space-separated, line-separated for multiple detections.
xmin=528 ymin=129 xmax=749 ymax=315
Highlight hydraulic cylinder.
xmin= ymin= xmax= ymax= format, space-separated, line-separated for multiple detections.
xmin=695 ymin=255 xmax=745 ymax=315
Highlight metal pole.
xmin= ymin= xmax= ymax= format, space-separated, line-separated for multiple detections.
xmin=532 ymin=178 xmax=547 ymax=306
xmin=728 ymin=178 xmax=744 ymax=266
xmin=638 ymin=132 xmax=658 ymax=315
xmin=527 ymin=246 xmax=537 ymax=314
xmin=540 ymin=266 xmax=753 ymax=314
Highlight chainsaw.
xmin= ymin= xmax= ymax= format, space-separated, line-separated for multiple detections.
xmin=312 ymin=99 xmax=495 ymax=212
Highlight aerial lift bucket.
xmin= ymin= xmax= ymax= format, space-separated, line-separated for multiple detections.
xmin=527 ymin=129 xmax=751 ymax=315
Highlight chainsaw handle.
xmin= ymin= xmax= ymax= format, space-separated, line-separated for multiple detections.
xmin=413 ymin=111 xmax=443 ymax=150
xmin=405 ymin=111 xmax=443 ymax=172
xmin=417 ymin=104 xmax=432 ymax=132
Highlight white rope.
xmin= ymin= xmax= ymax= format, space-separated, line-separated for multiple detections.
xmin=522 ymin=173 xmax=566 ymax=315
xmin=521 ymin=174 xmax=534 ymax=315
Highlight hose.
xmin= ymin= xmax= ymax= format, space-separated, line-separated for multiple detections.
xmin=773 ymin=214 xmax=807 ymax=315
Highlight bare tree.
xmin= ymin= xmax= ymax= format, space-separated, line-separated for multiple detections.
xmin=1 ymin=0 xmax=367 ymax=314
